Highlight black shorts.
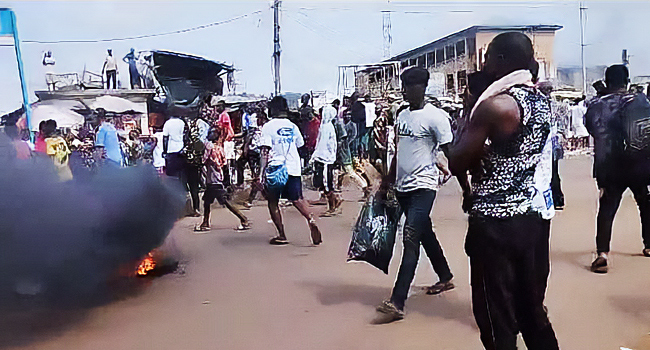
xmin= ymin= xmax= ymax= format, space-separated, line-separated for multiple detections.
xmin=313 ymin=161 xmax=334 ymax=192
xmin=165 ymin=152 xmax=185 ymax=177
xmin=203 ymin=184 xmax=228 ymax=206
xmin=266 ymin=175 xmax=303 ymax=201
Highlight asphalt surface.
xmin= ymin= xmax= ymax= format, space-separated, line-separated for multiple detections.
xmin=2 ymin=156 xmax=650 ymax=350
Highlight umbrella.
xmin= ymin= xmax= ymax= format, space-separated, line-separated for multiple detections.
xmin=29 ymin=104 xmax=85 ymax=131
xmin=90 ymin=95 xmax=143 ymax=114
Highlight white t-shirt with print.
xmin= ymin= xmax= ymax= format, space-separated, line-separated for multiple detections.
xmin=260 ymin=118 xmax=304 ymax=176
xmin=395 ymin=103 xmax=453 ymax=192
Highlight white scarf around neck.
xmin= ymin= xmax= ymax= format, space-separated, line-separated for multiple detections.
xmin=469 ymin=69 xmax=534 ymax=120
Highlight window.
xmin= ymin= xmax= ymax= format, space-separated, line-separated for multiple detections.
xmin=369 ymin=72 xmax=377 ymax=84
xmin=409 ymin=58 xmax=416 ymax=67
xmin=467 ymin=37 xmax=476 ymax=56
xmin=446 ymin=73 xmax=455 ymax=91
xmin=426 ymin=52 xmax=435 ymax=67
xmin=418 ymin=55 xmax=426 ymax=67
xmin=445 ymin=44 xmax=455 ymax=61
xmin=456 ymin=40 xmax=466 ymax=57
xmin=457 ymin=70 xmax=467 ymax=91
xmin=436 ymin=48 xmax=444 ymax=65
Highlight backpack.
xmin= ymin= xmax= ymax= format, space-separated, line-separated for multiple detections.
xmin=621 ymin=93 xmax=650 ymax=155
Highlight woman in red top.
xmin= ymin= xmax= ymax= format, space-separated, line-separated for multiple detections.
xmin=34 ymin=120 xmax=47 ymax=153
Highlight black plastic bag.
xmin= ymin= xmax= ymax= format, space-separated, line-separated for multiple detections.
xmin=347 ymin=195 xmax=399 ymax=274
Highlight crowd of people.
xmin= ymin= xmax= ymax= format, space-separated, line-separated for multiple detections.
xmin=6 ymin=30 xmax=650 ymax=350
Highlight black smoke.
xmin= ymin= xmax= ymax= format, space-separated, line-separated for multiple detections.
xmin=0 ymin=132 xmax=184 ymax=306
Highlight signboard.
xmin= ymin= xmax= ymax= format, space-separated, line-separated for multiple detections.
xmin=0 ymin=8 xmax=32 ymax=138
xmin=0 ymin=9 xmax=14 ymax=35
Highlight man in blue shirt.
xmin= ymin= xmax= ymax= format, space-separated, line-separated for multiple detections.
xmin=95 ymin=111 xmax=122 ymax=166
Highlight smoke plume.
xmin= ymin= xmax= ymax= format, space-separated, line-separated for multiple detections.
xmin=0 ymin=132 xmax=184 ymax=306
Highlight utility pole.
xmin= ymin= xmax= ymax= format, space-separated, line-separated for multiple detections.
xmin=579 ymin=1 xmax=587 ymax=94
xmin=382 ymin=10 xmax=392 ymax=59
xmin=273 ymin=0 xmax=281 ymax=96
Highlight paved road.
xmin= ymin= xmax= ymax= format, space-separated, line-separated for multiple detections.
xmin=2 ymin=156 xmax=650 ymax=350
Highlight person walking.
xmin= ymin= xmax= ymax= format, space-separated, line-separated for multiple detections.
xmin=374 ymin=67 xmax=455 ymax=324
xmin=311 ymin=100 xmax=342 ymax=217
xmin=242 ymin=112 xmax=268 ymax=209
xmin=162 ymin=110 xmax=186 ymax=179
xmin=259 ymin=96 xmax=322 ymax=246
xmin=95 ymin=112 xmax=122 ymax=166
xmin=585 ymin=64 xmax=650 ymax=273
xmin=194 ymin=128 xmax=250 ymax=232
xmin=183 ymin=110 xmax=207 ymax=217
xmin=449 ymin=32 xmax=559 ymax=349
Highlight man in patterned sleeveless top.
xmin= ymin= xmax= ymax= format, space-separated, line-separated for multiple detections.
xmin=449 ymin=32 xmax=560 ymax=349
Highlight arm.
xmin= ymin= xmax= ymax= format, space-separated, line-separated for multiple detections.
xmin=259 ymin=146 xmax=270 ymax=186
xmin=584 ymin=105 xmax=596 ymax=137
xmin=448 ymin=95 xmax=520 ymax=176
xmin=102 ymin=61 xmax=107 ymax=74
xmin=163 ymin=136 xmax=169 ymax=155
xmin=448 ymin=95 xmax=520 ymax=212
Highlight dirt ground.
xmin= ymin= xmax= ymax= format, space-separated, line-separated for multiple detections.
xmin=2 ymin=156 xmax=650 ymax=350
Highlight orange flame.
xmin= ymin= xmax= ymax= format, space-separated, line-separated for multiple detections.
xmin=136 ymin=252 xmax=156 ymax=276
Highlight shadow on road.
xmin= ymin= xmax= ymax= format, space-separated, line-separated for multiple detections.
xmin=219 ymin=234 xmax=270 ymax=247
xmin=298 ymin=281 xmax=477 ymax=329
xmin=0 ymin=276 xmax=150 ymax=349
xmin=609 ymin=295 xmax=650 ymax=324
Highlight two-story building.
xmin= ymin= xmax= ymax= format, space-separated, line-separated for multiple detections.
xmin=354 ymin=25 xmax=562 ymax=99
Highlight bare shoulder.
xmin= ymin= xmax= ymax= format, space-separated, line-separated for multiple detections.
xmin=473 ymin=94 xmax=520 ymax=139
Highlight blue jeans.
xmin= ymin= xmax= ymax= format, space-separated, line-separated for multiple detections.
xmin=390 ymin=189 xmax=453 ymax=310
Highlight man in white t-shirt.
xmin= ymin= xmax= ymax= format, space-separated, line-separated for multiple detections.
xmin=102 ymin=49 xmax=118 ymax=89
xmin=362 ymin=97 xmax=377 ymax=156
xmin=151 ymin=126 xmax=165 ymax=174
xmin=162 ymin=113 xmax=185 ymax=178
xmin=259 ymin=96 xmax=322 ymax=246
xmin=311 ymin=100 xmax=341 ymax=217
xmin=374 ymin=67 xmax=455 ymax=323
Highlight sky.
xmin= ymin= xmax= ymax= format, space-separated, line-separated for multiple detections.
xmin=1 ymin=0 xmax=649 ymax=115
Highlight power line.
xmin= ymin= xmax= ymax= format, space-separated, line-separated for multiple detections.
xmin=21 ymin=9 xmax=264 ymax=44
xmin=284 ymin=12 xmax=367 ymax=60
xmin=291 ymin=10 xmax=381 ymax=56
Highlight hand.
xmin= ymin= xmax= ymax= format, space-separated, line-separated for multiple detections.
xmin=377 ymin=179 xmax=391 ymax=201
xmin=441 ymin=173 xmax=452 ymax=185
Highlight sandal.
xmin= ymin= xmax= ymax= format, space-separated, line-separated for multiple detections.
xmin=194 ymin=224 xmax=211 ymax=232
xmin=269 ymin=236 xmax=289 ymax=245
xmin=235 ymin=221 xmax=251 ymax=231
xmin=308 ymin=219 xmax=322 ymax=245
xmin=319 ymin=210 xmax=334 ymax=218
